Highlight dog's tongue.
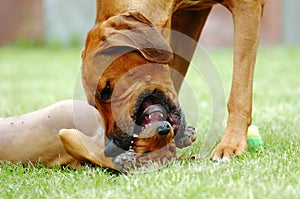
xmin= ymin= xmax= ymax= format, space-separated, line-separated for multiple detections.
xmin=142 ymin=104 xmax=167 ymax=126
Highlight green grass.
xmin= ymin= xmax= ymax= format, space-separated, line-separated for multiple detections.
xmin=1 ymin=45 xmax=300 ymax=198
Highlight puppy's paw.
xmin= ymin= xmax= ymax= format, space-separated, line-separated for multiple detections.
xmin=113 ymin=149 xmax=137 ymax=172
xmin=175 ymin=126 xmax=196 ymax=149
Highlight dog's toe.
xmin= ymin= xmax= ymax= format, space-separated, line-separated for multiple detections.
xmin=210 ymin=142 xmax=246 ymax=162
xmin=210 ymin=127 xmax=248 ymax=162
xmin=175 ymin=126 xmax=196 ymax=148
xmin=113 ymin=149 xmax=137 ymax=172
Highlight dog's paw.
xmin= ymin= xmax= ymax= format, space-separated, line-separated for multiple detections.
xmin=113 ymin=149 xmax=137 ymax=172
xmin=210 ymin=135 xmax=247 ymax=162
xmin=175 ymin=126 xmax=196 ymax=149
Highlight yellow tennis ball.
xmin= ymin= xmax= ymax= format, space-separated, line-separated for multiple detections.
xmin=247 ymin=125 xmax=263 ymax=151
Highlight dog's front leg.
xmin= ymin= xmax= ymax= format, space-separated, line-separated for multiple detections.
xmin=59 ymin=129 xmax=124 ymax=171
xmin=210 ymin=0 xmax=265 ymax=161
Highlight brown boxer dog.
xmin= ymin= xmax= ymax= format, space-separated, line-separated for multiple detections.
xmin=81 ymin=0 xmax=265 ymax=165
xmin=0 ymin=0 xmax=265 ymax=171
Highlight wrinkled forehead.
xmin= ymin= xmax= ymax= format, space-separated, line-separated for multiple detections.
xmin=83 ymin=47 xmax=151 ymax=81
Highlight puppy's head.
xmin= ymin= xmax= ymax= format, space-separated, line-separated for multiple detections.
xmin=82 ymin=12 xmax=185 ymax=159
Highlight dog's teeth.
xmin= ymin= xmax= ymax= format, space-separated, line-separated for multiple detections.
xmin=133 ymin=134 xmax=138 ymax=138
xmin=147 ymin=112 xmax=164 ymax=122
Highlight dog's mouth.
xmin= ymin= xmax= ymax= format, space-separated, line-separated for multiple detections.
xmin=104 ymin=89 xmax=184 ymax=157
xmin=134 ymin=90 xmax=182 ymax=137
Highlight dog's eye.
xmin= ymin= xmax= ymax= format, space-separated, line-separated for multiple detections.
xmin=96 ymin=81 xmax=111 ymax=102
xmin=101 ymin=81 xmax=111 ymax=101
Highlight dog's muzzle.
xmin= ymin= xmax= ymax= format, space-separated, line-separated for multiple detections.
xmin=104 ymin=87 xmax=185 ymax=157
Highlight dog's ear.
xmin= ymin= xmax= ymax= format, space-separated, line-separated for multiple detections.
xmin=99 ymin=11 xmax=173 ymax=64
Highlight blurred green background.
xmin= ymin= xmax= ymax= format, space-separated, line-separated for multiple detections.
xmin=0 ymin=0 xmax=299 ymax=47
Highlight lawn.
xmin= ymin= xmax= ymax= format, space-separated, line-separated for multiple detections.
xmin=0 ymin=45 xmax=299 ymax=199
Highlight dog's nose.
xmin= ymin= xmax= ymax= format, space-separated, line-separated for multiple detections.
xmin=157 ymin=122 xmax=171 ymax=135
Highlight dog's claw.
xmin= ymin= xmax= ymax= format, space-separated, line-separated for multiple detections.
xmin=175 ymin=126 xmax=196 ymax=148
xmin=113 ymin=149 xmax=137 ymax=172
